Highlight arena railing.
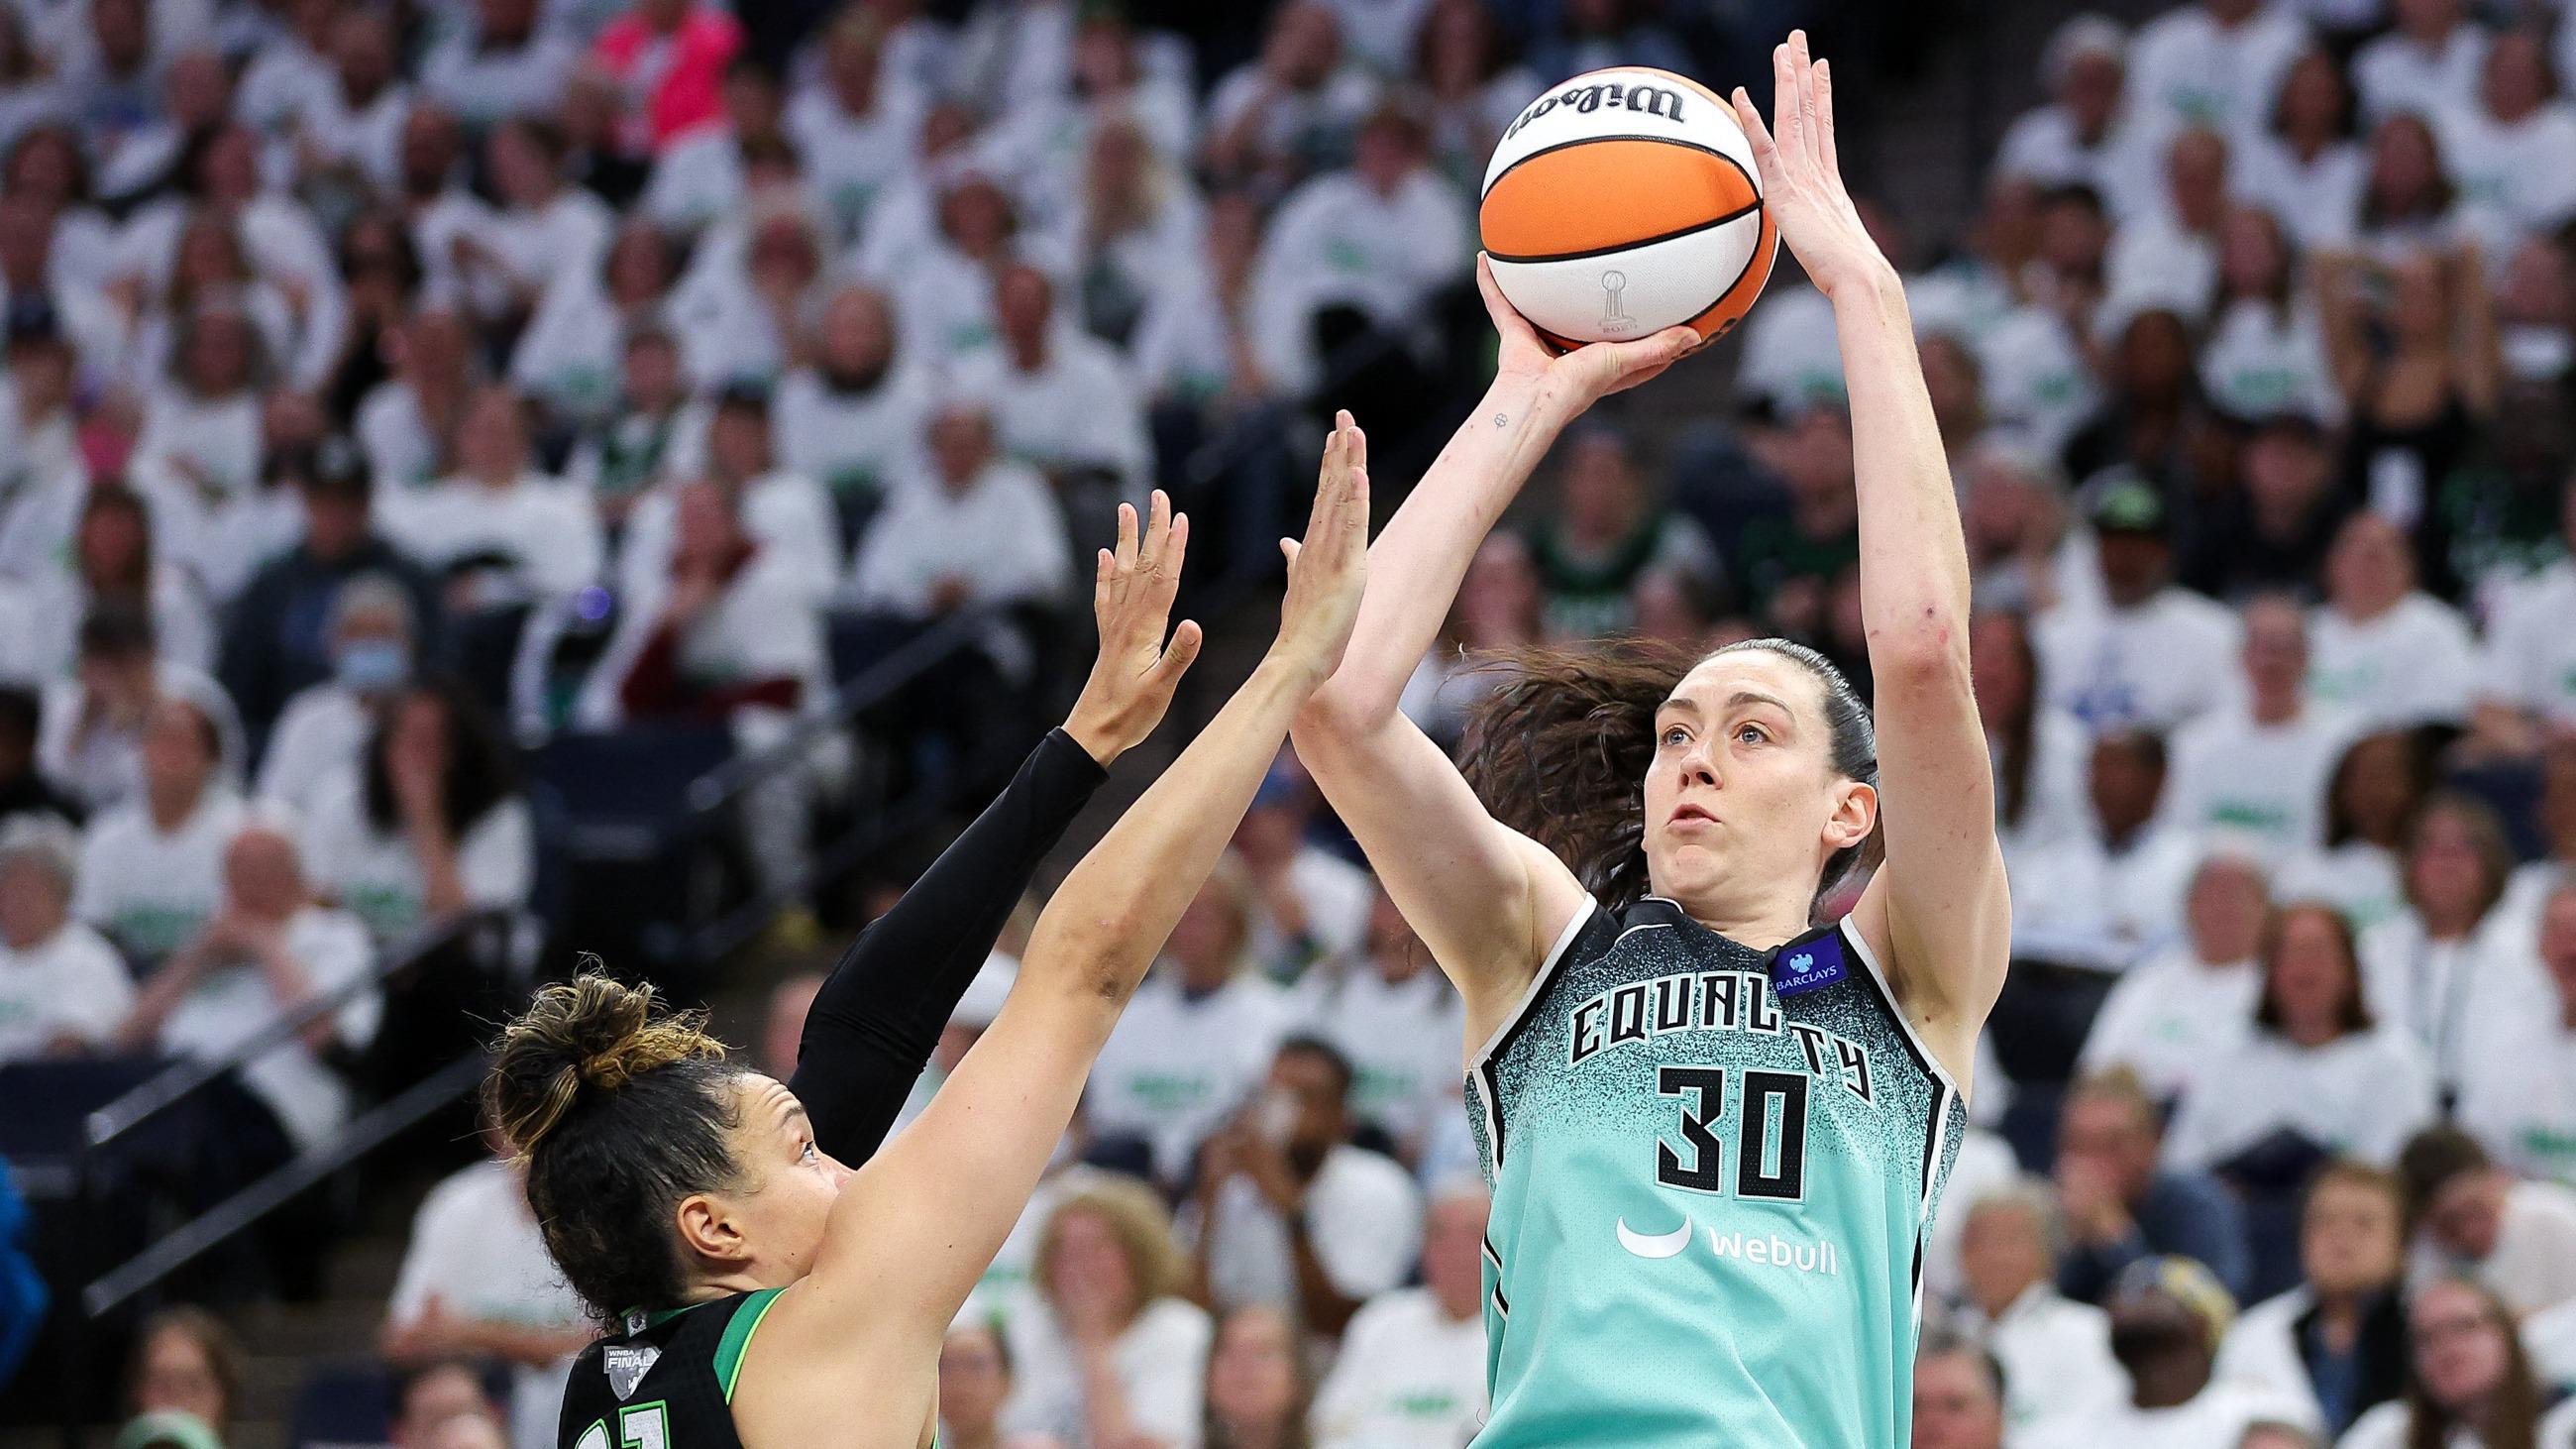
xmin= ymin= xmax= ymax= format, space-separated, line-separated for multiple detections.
xmin=55 ymin=910 xmax=512 ymax=1447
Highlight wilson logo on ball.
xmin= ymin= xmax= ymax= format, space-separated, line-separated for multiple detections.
xmin=1503 ymin=81 xmax=1687 ymax=142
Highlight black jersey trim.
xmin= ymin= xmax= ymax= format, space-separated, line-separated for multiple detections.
xmin=1468 ymin=895 xmax=1600 ymax=1170
xmin=1835 ymin=917 xmax=1960 ymax=1320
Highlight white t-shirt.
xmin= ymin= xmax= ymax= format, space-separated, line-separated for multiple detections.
xmin=2527 ymin=1293 xmax=2576 ymax=1395
xmin=297 ymin=770 xmax=534 ymax=943
xmin=1196 ymin=1142 xmax=1422 ymax=1314
xmin=1251 ymin=166 xmax=1469 ymax=344
xmin=2199 ymin=297 xmax=2344 ymax=427
xmin=1992 ymin=105 xmax=2164 ymax=222
xmin=2337 ymin=1398 xmax=2480 ymax=1449
xmin=771 ymin=366 xmax=931 ymax=501
xmin=849 ymin=462 xmax=1071 ymax=618
xmin=377 ymin=473 xmax=603 ymax=602
xmin=781 ymin=86 xmax=919 ymax=241
xmin=2161 ymin=1028 xmax=2438 ymax=1171
xmin=2079 ymin=947 xmax=2263 ymax=1105
xmin=1244 ymin=845 xmax=1373 ymax=981
xmin=2454 ymin=1011 xmax=2576 ymax=1185
xmin=386 ymin=1157 xmax=584 ymax=1449
xmin=2411 ymin=1178 xmax=2576 ymax=1317
xmin=2213 ymin=1286 xmax=2329 ymax=1430
xmin=1310 ymin=1287 xmax=1486 ymax=1449
xmin=2353 ymin=27 xmax=2490 ymax=126
xmin=1086 ymin=969 xmax=1292 ymax=1182
xmin=155 ymin=904 xmax=376 ymax=1152
xmin=1000 ymin=1294 xmax=1209 ymax=1449
xmin=1737 ymin=282 xmax=1845 ymax=412
xmin=255 ymin=684 xmax=374 ymax=818
xmin=2357 ymin=911 xmax=2553 ymax=1093
xmin=0 ymin=922 xmax=136 ymax=1061
xmin=2308 ymin=595 xmax=2478 ymax=731
xmin=2005 ymin=824 xmax=2201 ymax=973
xmin=2439 ymin=100 xmax=2576 ymax=252
xmin=72 ymin=789 xmax=248 ymax=959
xmin=2165 ymin=701 xmax=2364 ymax=856
xmin=615 ymin=472 xmax=843 ymax=608
xmin=2124 ymin=4 xmax=2309 ymax=137
xmin=37 ymin=663 xmax=241 ymax=813
xmin=2479 ymin=559 xmax=2576 ymax=728
xmin=949 ymin=333 xmax=1151 ymax=502
xmin=1956 ymin=1283 xmax=2130 ymax=1447
xmin=465 ymin=190 xmax=613 ymax=323
xmin=2277 ymin=841 xmax=2407 ymax=935
xmin=2232 ymin=136 xmax=2367 ymax=252
xmin=2035 ymin=590 xmax=2244 ymax=733
xmin=1292 ymin=963 xmax=1467 ymax=1155
xmin=2538 ymin=1396 xmax=2576 ymax=1449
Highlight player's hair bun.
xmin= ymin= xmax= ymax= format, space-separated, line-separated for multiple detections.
xmin=485 ymin=972 xmax=727 ymax=1155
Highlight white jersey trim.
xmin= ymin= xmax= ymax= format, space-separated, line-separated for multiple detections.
xmin=1835 ymin=915 xmax=1966 ymax=1103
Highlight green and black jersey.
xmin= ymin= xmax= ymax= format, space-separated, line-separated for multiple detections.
xmin=558 ymin=1290 xmax=782 ymax=1449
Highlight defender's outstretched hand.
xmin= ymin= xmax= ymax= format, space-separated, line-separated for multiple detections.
xmin=1063 ymin=490 xmax=1203 ymax=763
xmin=1273 ymin=411 xmax=1373 ymax=684
xmin=1730 ymin=30 xmax=1892 ymax=303
xmin=1476 ymin=256 xmax=1699 ymax=417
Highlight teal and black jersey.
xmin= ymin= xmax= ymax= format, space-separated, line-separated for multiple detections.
xmin=1466 ymin=895 xmax=1968 ymax=1449
xmin=557 ymin=1289 xmax=782 ymax=1449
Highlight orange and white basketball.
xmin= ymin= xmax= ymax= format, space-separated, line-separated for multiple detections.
xmin=1478 ymin=66 xmax=1777 ymax=352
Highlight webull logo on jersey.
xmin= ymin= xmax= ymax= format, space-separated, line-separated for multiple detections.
xmin=1614 ymin=1213 xmax=1841 ymax=1277
xmin=1502 ymin=78 xmax=1689 ymax=143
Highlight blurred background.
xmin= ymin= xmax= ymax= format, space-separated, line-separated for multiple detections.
xmin=1 ymin=0 xmax=2575 ymax=1445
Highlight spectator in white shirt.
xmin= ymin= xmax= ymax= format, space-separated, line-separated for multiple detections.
xmin=772 ymin=283 xmax=928 ymax=519
xmin=71 ymin=693 xmax=244 ymax=960
xmin=1971 ymin=610 xmax=2090 ymax=859
xmin=1066 ymin=115 xmax=1207 ymax=352
xmin=2081 ymin=851 xmax=2270 ymax=1107
xmin=25 ymin=481 xmax=215 ymax=683
xmin=2124 ymin=0 xmax=2308 ymax=141
xmin=453 ymin=118 xmax=612 ymax=334
xmin=2006 ymin=728 xmax=2200 ymax=971
xmin=849 ymin=400 xmax=1071 ymax=621
xmin=2029 ymin=1256 xmax=2318 ymax=1449
xmin=1087 ymin=855 xmax=1293 ymax=1184
xmin=953 ymin=264 xmax=1150 ymax=520
xmin=1311 ymin=1179 xmax=1488 ymax=1449
xmin=1201 ymin=1305 xmax=1311 ymax=1449
xmin=1250 ymin=101 xmax=1466 ymax=398
xmin=1910 ymin=1331 xmax=2007 ymax=1449
xmin=0 ymin=816 xmax=135 ymax=1061
xmin=1228 ymin=759 xmax=1370 ymax=982
xmin=2164 ymin=903 xmax=2437 ymax=1176
xmin=356 ymin=305 xmax=476 ymax=492
xmin=2338 ymin=1276 xmax=2548 ymax=1449
xmin=2276 ymin=728 xmax=2424 ymax=933
xmin=2165 ymin=597 xmax=2361 ymax=855
xmin=2308 ymin=512 xmax=2477 ymax=730
xmin=291 ymin=4 xmax=409 ymax=195
xmin=2470 ymin=477 xmax=2576 ymax=755
xmin=1949 ymin=1176 xmax=2129 ymax=1444
xmin=640 ymin=56 xmax=788 ymax=240
xmin=2105 ymin=127 xmax=2227 ymax=321
xmin=379 ymin=384 xmax=603 ymax=609
xmin=39 ymin=605 xmax=239 ymax=814
xmin=2358 ymin=793 xmax=2547 ymax=1097
xmin=299 ymin=677 xmax=533 ymax=947
xmin=2355 ymin=0 xmax=2489 ymax=125
xmin=1293 ymin=882 xmax=1465 ymax=1163
xmin=783 ymin=15 xmax=919 ymax=245
xmin=2034 ymin=479 xmax=2240 ymax=733
xmin=417 ymin=0 xmax=575 ymax=128
xmin=379 ymin=1126 xmax=590 ymax=1449
xmin=113 ymin=821 xmax=374 ymax=1153
xmin=2401 ymin=1125 xmax=2576 ymax=1318
xmin=2198 ymin=209 xmax=2343 ymax=426
xmin=512 ymin=221 xmax=683 ymax=427
xmin=616 ymin=383 xmax=841 ymax=605
xmin=1188 ymin=1035 xmax=1423 ymax=1329
xmin=1994 ymin=17 xmax=2155 ymax=216
xmin=2211 ymin=1162 xmax=2411 ymax=1437
xmin=2454 ymin=884 xmax=2576 ymax=1184
xmin=1002 ymin=1176 xmax=1213 ymax=1448
xmin=2350 ymin=114 xmax=2468 ymax=258
xmin=935 ymin=1321 xmax=1051 ymax=1449
xmin=1203 ymin=2 xmax=1377 ymax=196
xmin=128 ymin=289 xmax=268 ymax=515
xmin=2235 ymin=52 xmax=2367 ymax=254
xmin=2438 ymin=30 xmax=2576 ymax=254
xmin=253 ymin=573 xmax=414 ymax=818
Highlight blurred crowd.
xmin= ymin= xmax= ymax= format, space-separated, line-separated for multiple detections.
xmin=7 ymin=0 xmax=2576 ymax=1446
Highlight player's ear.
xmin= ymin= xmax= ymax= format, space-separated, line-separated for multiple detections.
xmin=675 ymin=1191 xmax=750 ymax=1267
xmin=1824 ymin=778 xmax=1876 ymax=852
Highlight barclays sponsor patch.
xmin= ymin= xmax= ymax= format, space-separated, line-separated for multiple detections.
xmin=1769 ymin=933 xmax=1848 ymax=997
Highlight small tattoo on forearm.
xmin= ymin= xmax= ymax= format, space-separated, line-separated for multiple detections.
xmin=1493 ymin=413 xmax=1508 ymax=427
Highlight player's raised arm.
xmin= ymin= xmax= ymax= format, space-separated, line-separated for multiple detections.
xmin=1292 ymin=301 xmax=1694 ymax=1041
xmin=1731 ymin=34 xmax=2007 ymax=1077
xmin=731 ymin=424 xmax=1371 ymax=1445
xmin=786 ymin=493 xmax=1203 ymax=1165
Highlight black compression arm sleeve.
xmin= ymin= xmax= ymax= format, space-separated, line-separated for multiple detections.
xmin=789 ymin=727 xmax=1110 ymax=1164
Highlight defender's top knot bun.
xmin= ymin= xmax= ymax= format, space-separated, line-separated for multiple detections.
xmin=485 ymin=973 xmax=727 ymax=1156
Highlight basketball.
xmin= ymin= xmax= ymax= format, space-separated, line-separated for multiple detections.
xmin=1478 ymin=66 xmax=1778 ymax=351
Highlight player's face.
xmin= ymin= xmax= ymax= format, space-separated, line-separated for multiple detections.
xmin=1909 ymin=1351 xmax=2003 ymax=1449
xmin=715 ymin=1076 xmax=853 ymax=1284
xmin=1643 ymin=651 xmax=1868 ymax=919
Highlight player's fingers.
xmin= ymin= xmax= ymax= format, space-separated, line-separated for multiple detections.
xmin=1791 ymin=31 xmax=1818 ymax=166
xmin=1771 ymin=42 xmax=1798 ymax=161
xmin=1476 ymin=253 xmax=1542 ymax=345
xmin=1815 ymin=56 xmax=1840 ymax=174
xmin=1141 ymin=488 xmax=1171 ymax=574
xmin=1280 ymin=536 xmax=1302 ymax=571
xmin=1732 ymin=87 xmax=1781 ymax=179
xmin=1146 ymin=511 xmax=1189 ymax=612
xmin=1154 ymin=618 xmax=1204 ymax=683
xmin=1112 ymin=500 xmax=1138 ymax=582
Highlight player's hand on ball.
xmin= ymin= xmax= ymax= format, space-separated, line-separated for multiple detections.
xmin=1732 ymin=30 xmax=1891 ymax=304
xmin=1064 ymin=490 xmax=1203 ymax=764
xmin=1477 ymin=255 xmax=1698 ymax=414
xmin=1273 ymin=410 xmax=1371 ymax=686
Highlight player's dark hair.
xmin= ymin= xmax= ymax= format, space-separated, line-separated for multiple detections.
xmin=485 ymin=974 xmax=747 ymax=1320
xmin=1456 ymin=637 xmax=1877 ymax=915
xmin=2252 ymin=903 xmax=2374 ymax=1038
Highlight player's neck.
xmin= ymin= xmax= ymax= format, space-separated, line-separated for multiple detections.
xmin=1660 ymin=892 xmax=1810 ymax=953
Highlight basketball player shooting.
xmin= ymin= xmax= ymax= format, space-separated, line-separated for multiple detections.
xmin=1291 ymin=32 xmax=2008 ymax=1448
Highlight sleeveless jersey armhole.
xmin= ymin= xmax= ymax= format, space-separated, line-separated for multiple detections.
xmin=714 ymin=1286 xmax=788 ymax=1404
